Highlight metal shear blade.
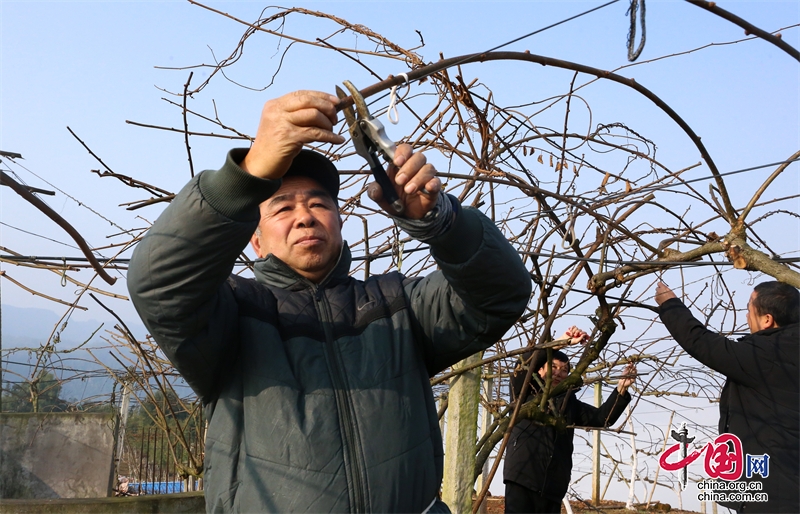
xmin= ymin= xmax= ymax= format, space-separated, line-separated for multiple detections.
xmin=336 ymin=82 xmax=404 ymax=214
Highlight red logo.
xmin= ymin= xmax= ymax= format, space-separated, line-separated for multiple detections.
xmin=659 ymin=433 xmax=744 ymax=481
xmin=704 ymin=433 xmax=743 ymax=480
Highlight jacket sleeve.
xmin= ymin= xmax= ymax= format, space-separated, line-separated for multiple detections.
xmin=403 ymin=204 xmax=532 ymax=375
xmin=573 ymin=388 xmax=631 ymax=428
xmin=658 ymin=297 xmax=763 ymax=387
xmin=510 ymin=351 xmax=533 ymax=403
xmin=510 ymin=350 xmax=550 ymax=403
xmin=127 ymin=149 xmax=280 ymax=401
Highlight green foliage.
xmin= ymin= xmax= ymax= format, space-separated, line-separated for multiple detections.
xmin=1 ymin=370 xmax=69 ymax=413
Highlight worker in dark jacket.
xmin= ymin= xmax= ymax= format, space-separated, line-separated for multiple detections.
xmin=655 ymin=281 xmax=799 ymax=514
xmin=127 ymin=90 xmax=531 ymax=513
xmin=503 ymin=328 xmax=634 ymax=513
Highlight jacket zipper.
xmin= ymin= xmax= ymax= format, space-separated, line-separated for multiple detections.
xmin=314 ymin=285 xmax=368 ymax=512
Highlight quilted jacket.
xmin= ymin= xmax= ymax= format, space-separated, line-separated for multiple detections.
xmin=127 ymin=149 xmax=531 ymax=513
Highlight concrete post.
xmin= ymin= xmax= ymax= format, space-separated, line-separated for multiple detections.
xmin=474 ymin=363 xmax=494 ymax=514
xmin=591 ymin=382 xmax=602 ymax=504
xmin=115 ymin=384 xmax=131 ymax=474
xmin=442 ymin=352 xmax=483 ymax=514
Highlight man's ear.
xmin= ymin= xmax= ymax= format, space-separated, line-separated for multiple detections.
xmin=763 ymin=313 xmax=777 ymax=329
xmin=250 ymin=233 xmax=264 ymax=259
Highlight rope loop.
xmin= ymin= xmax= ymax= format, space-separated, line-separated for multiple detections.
xmin=387 ymin=73 xmax=410 ymax=125
xmin=626 ymin=0 xmax=646 ymax=62
xmin=60 ymin=257 xmax=68 ymax=287
xmin=561 ymin=209 xmax=579 ymax=249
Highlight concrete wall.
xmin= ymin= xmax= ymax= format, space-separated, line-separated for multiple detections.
xmin=1 ymin=412 xmax=116 ymax=499
xmin=0 ymin=491 xmax=205 ymax=513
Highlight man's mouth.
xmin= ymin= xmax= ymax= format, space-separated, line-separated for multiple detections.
xmin=295 ymin=235 xmax=324 ymax=245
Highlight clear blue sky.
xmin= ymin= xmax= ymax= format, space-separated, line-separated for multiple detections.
xmin=2 ymin=0 xmax=798 ymax=506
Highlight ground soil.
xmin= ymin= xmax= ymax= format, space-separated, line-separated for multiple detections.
xmin=480 ymin=497 xmax=701 ymax=514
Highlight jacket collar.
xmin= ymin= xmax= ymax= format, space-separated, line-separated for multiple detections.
xmin=750 ymin=322 xmax=798 ymax=338
xmin=252 ymin=243 xmax=351 ymax=291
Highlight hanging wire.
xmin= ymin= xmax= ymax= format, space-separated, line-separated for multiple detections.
xmin=404 ymin=0 xmax=620 ymax=86
xmin=5 ymin=251 xmax=798 ymax=267
xmin=595 ymin=156 xmax=800 ymax=203
xmin=3 ymin=156 xmax=126 ymax=233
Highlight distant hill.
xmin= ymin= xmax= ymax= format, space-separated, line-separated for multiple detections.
xmin=2 ymin=304 xmax=146 ymax=342
xmin=2 ymin=304 xmax=149 ymax=405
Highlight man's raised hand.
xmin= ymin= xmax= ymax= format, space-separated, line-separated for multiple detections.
xmin=242 ymin=91 xmax=345 ymax=180
xmin=561 ymin=326 xmax=590 ymax=346
xmin=617 ymin=362 xmax=637 ymax=394
xmin=655 ymin=282 xmax=677 ymax=306
xmin=367 ymin=144 xmax=441 ymax=220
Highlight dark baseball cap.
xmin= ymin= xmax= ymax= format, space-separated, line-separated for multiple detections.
xmin=284 ymin=149 xmax=340 ymax=202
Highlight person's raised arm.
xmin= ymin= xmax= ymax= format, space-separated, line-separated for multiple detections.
xmin=575 ymin=362 xmax=635 ymax=427
xmin=655 ymin=282 xmax=763 ymax=386
xmin=376 ymin=145 xmax=530 ymax=374
xmin=128 ymin=91 xmax=344 ymax=400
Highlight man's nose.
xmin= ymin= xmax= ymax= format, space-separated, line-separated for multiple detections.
xmin=295 ymin=206 xmax=316 ymax=227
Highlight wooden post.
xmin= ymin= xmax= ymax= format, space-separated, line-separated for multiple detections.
xmin=625 ymin=408 xmax=638 ymax=510
xmin=591 ymin=382 xmax=602 ymax=505
xmin=442 ymin=352 xmax=483 ymax=514
xmin=647 ymin=411 xmax=675 ymax=508
xmin=475 ymin=363 xmax=494 ymax=514
xmin=115 ymin=383 xmax=131 ymax=475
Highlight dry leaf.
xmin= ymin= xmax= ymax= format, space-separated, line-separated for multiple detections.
xmin=538 ymin=155 xmax=544 ymax=164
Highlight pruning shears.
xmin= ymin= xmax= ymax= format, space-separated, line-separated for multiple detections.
xmin=336 ymin=80 xmax=404 ymax=215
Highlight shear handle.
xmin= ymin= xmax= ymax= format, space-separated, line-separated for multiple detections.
xmin=364 ymin=149 xmax=404 ymax=215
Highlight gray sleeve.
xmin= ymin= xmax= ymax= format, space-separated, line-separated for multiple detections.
xmin=127 ymin=149 xmax=280 ymax=400
xmin=403 ymin=203 xmax=532 ymax=375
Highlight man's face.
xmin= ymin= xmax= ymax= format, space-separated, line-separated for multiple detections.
xmin=538 ymin=359 xmax=569 ymax=387
xmin=746 ymin=291 xmax=774 ymax=333
xmin=250 ymin=176 xmax=343 ymax=283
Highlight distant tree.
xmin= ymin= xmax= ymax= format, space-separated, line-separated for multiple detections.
xmin=1 ymin=370 xmax=68 ymax=413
